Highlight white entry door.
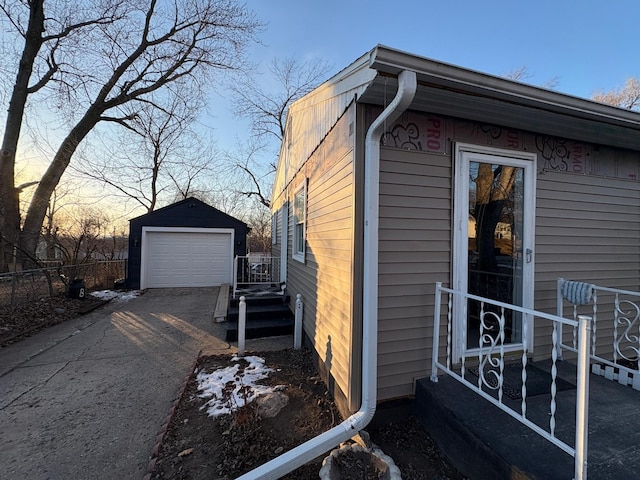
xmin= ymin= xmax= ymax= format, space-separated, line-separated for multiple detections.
xmin=453 ymin=144 xmax=537 ymax=361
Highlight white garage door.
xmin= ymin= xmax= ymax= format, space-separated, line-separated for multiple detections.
xmin=142 ymin=228 xmax=233 ymax=288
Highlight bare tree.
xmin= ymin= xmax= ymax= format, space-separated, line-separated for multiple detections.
xmin=246 ymin=204 xmax=272 ymax=254
xmin=0 ymin=0 xmax=261 ymax=268
xmin=593 ymin=77 xmax=640 ymax=110
xmin=42 ymin=181 xmax=83 ymax=260
xmin=228 ymin=138 xmax=273 ymax=208
xmin=228 ymin=56 xmax=331 ymax=208
xmin=504 ymin=66 xmax=532 ymax=82
xmin=78 ymin=93 xmax=212 ymax=213
xmin=232 ymin=56 xmax=332 ymax=141
xmin=0 ymin=0 xmax=123 ymax=269
xmin=55 ymin=207 xmax=109 ymax=266
xmin=504 ymin=65 xmax=559 ymax=90
xmin=191 ymin=178 xmax=254 ymax=219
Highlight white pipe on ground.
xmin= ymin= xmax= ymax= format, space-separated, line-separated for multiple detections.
xmin=235 ymin=69 xmax=417 ymax=480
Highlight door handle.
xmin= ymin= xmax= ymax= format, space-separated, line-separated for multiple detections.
xmin=526 ymin=248 xmax=533 ymax=263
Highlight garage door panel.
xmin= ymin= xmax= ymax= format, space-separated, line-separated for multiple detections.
xmin=144 ymin=231 xmax=232 ymax=288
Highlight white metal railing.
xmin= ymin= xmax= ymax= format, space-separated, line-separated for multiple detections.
xmin=233 ymin=255 xmax=281 ymax=298
xmin=558 ymin=278 xmax=640 ymax=390
xmin=431 ymin=282 xmax=591 ymax=480
xmin=235 ymin=294 xmax=304 ymax=356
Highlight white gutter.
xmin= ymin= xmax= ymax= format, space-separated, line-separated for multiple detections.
xmin=235 ymin=69 xmax=417 ymax=480
xmin=370 ymin=44 xmax=640 ymax=128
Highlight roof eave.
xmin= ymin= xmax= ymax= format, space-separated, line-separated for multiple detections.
xmin=368 ymin=44 xmax=640 ymax=132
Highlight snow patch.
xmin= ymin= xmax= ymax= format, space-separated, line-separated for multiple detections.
xmin=90 ymin=290 xmax=141 ymax=302
xmin=196 ymin=355 xmax=282 ymax=417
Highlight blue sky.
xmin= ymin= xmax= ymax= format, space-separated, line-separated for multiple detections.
xmin=15 ymin=1 xmax=640 ymax=221
xmin=246 ymin=0 xmax=639 ymax=98
xmin=204 ymin=0 xmax=640 ymax=179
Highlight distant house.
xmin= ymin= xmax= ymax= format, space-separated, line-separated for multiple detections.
xmin=271 ymin=45 xmax=640 ymax=416
xmin=126 ymin=198 xmax=247 ymax=289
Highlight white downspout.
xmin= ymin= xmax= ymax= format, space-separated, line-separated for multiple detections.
xmin=235 ymin=69 xmax=417 ymax=480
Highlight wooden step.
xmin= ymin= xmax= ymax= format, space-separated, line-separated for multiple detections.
xmin=227 ymin=302 xmax=292 ymax=322
xmin=213 ymin=284 xmax=230 ymax=323
xmin=225 ymin=317 xmax=294 ymax=341
xmin=229 ymin=294 xmax=289 ymax=307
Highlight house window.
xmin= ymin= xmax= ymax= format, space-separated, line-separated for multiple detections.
xmin=293 ymin=183 xmax=306 ymax=262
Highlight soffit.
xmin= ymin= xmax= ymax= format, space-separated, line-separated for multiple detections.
xmin=357 ymin=46 xmax=640 ymax=151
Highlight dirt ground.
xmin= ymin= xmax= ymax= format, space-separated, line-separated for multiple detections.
xmin=1 ymin=295 xmax=465 ymax=480
xmin=0 ymin=294 xmax=100 ymax=347
xmin=150 ymin=349 xmax=465 ymax=480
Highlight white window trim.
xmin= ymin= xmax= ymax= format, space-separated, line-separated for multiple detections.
xmin=292 ymin=182 xmax=307 ymax=263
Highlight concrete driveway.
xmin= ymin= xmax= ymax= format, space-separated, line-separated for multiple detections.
xmin=0 ymin=287 xmax=290 ymax=480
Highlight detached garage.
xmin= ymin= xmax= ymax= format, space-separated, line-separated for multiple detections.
xmin=126 ymin=198 xmax=248 ymax=289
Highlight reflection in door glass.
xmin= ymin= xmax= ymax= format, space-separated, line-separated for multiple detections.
xmin=467 ymin=161 xmax=524 ymax=348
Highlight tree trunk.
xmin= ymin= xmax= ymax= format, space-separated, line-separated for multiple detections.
xmin=20 ymin=110 xmax=100 ymax=265
xmin=472 ymin=164 xmax=515 ymax=300
xmin=475 ymin=200 xmax=504 ymax=274
xmin=0 ymin=0 xmax=45 ymax=270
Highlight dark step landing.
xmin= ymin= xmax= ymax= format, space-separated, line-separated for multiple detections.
xmin=229 ymin=294 xmax=290 ymax=309
xmin=414 ymin=375 xmax=571 ymax=480
xmin=225 ymin=295 xmax=294 ymax=341
xmin=414 ymin=360 xmax=640 ymax=480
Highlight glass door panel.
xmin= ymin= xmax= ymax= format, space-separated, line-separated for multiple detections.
xmin=467 ymin=161 xmax=524 ymax=349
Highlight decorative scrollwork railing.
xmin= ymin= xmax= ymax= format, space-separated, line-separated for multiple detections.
xmin=557 ymin=278 xmax=640 ymax=389
xmin=431 ymin=282 xmax=591 ymax=480
xmin=477 ymin=306 xmax=506 ymax=402
xmin=614 ymin=298 xmax=640 ymax=366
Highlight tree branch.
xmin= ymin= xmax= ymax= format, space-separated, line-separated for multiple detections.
xmin=236 ymin=162 xmax=270 ymax=208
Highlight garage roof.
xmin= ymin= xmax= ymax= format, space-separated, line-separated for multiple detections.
xmin=130 ymin=197 xmax=247 ymax=228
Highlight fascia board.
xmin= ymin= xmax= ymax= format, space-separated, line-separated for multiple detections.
xmin=368 ymin=44 xmax=640 ymax=131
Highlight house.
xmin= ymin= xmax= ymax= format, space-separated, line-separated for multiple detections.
xmin=126 ymin=198 xmax=247 ymax=289
xmin=270 ymin=44 xmax=640 ymax=420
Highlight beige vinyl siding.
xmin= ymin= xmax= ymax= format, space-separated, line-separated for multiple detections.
xmin=284 ymin=109 xmax=356 ymax=413
xmin=378 ymin=147 xmax=452 ymax=400
xmin=533 ymin=169 xmax=640 ymax=361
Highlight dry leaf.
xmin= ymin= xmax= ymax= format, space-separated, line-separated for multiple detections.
xmin=177 ymin=448 xmax=194 ymax=457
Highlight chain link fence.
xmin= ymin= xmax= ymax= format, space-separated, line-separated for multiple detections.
xmin=0 ymin=260 xmax=126 ymax=308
